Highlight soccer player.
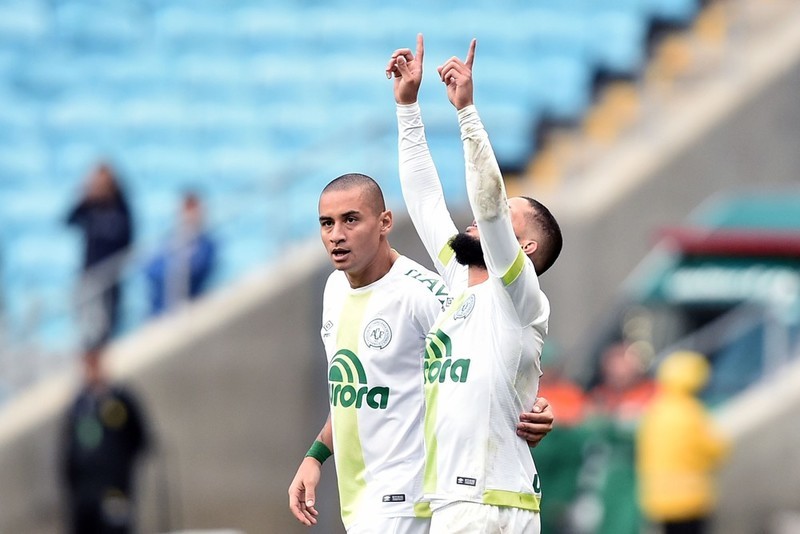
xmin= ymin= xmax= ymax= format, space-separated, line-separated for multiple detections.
xmin=287 ymin=174 xmax=554 ymax=533
xmin=389 ymin=35 xmax=563 ymax=532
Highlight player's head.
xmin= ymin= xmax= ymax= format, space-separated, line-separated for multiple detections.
xmin=453 ymin=196 xmax=562 ymax=274
xmin=513 ymin=196 xmax=562 ymax=274
xmin=319 ymin=173 xmax=393 ymax=283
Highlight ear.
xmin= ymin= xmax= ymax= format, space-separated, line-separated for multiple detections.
xmin=380 ymin=210 xmax=393 ymax=235
xmin=521 ymin=240 xmax=538 ymax=255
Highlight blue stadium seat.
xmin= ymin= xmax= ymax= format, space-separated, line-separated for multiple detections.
xmin=116 ymin=95 xmax=189 ymax=145
xmin=12 ymin=51 xmax=85 ymax=99
xmin=120 ymin=142 xmax=207 ymax=190
xmin=585 ymin=11 xmax=648 ymax=76
xmin=53 ymin=1 xmax=147 ymax=53
xmin=529 ymin=54 xmax=593 ymax=121
xmin=0 ymin=0 xmax=49 ymax=51
xmin=2 ymin=230 xmax=81 ymax=292
xmin=647 ymin=0 xmax=700 ymax=25
xmin=154 ymin=4 xmax=240 ymax=54
xmin=50 ymin=143 xmax=111 ymax=188
xmin=0 ymin=141 xmax=51 ymax=185
xmin=43 ymin=92 xmax=122 ymax=145
xmin=75 ymin=52 xmax=173 ymax=100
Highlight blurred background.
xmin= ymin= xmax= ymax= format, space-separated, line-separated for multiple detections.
xmin=0 ymin=0 xmax=799 ymax=532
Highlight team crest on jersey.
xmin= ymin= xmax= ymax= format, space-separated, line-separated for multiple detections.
xmin=364 ymin=318 xmax=392 ymax=349
xmin=453 ymin=294 xmax=476 ymax=320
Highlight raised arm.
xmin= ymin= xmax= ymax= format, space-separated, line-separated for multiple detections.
xmin=389 ymin=34 xmax=464 ymax=288
xmin=438 ymin=41 xmax=548 ymax=324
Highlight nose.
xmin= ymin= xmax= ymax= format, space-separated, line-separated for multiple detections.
xmin=329 ymin=221 xmax=345 ymax=243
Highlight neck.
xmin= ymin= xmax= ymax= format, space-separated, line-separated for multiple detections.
xmin=347 ymin=247 xmax=398 ymax=288
xmin=467 ymin=265 xmax=489 ymax=286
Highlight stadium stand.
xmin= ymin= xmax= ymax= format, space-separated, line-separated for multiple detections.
xmin=0 ymin=0 xmax=708 ymax=397
xmin=2 ymin=1 xmax=800 ymax=532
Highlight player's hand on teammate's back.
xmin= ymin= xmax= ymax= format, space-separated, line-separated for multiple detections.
xmin=288 ymin=457 xmax=323 ymax=526
xmin=517 ymin=396 xmax=554 ymax=448
xmin=437 ymin=38 xmax=476 ymax=111
xmin=386 ymin=33 xmax=425 ymax=105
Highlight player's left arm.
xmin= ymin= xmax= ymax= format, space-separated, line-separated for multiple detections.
xmin=439 ymin=41 xmax=547 ymax=324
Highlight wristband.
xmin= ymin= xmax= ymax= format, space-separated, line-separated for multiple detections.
xmin=305 ymin=440 xmax=332 ymax=464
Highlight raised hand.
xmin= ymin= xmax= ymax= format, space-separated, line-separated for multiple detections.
xmin=386 ymin=33 xmax=425 ymax=105
xmin=437 ymin=38 xmax=476 ymax=110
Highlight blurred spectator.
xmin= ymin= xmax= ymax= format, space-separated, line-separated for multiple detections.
xmin=533 ymin=343 xmax=590 ymax=534
xmin=637 ymin=351 xmax=730 ymax=534
xmin=66 ymin=162 xmax=134 ymax=346
xmin=569 ymin=342 xmax=657 ymax=534
xmin=144 ymin=192 xmax=216 ymax=316
xmin=589 ymin=341 xmax=657 ymax=422
xmin=59 ymin=346 xmax=150 ymax=534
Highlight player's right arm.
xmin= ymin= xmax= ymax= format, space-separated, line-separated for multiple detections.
xmin=389 ymin=35 xmax=464 ymax=288
xmin=288 ymin=414 xmax=333 ymax=526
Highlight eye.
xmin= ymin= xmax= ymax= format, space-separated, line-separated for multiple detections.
xmin=346 ymin=216 xmax=358 ymax=224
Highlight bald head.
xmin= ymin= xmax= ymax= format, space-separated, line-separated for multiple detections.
xmin=321 ymin=173 xmax=386 ymax=215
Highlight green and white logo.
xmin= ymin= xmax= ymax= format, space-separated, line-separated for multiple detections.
xmin=329 ymin=349 xmax=390 ymax=409
xmin=424 ymin=330 xmax=470 ymax=384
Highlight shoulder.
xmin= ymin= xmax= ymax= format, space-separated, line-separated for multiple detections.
xmin=391 ymin=256 xmax=448 ymax=300
xmin=324 ymin=270 xmax=347 ymax=291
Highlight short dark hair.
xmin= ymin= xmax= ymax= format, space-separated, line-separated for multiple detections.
xmin=321 ymin=173 xmax=386 ymax=214
xmin=521 ymin=196 xmax=562 ymax=275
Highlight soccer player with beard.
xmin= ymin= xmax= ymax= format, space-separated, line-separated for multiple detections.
xmin=389 ymin=35 xmax=562 ymax=533
xmin=288 ymin=172 xmax=555 ymax=533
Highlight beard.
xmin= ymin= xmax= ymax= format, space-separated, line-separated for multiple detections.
xmin=450 ymin=232 xmax=486 ymax=269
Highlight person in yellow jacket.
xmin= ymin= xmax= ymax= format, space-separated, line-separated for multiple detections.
xmin=636 ymin=351 xmax=730 ymax=534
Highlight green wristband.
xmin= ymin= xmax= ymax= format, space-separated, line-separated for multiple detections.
xmin=305 ymin=440 xmax=332 ymax=464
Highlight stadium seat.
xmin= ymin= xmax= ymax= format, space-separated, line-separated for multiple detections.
xmin=0 ymin=142 xmax=51 ymax=186
xmin=53 ymin=1 xmax=147 ymax=53
xmin=43 ymin=92 xmax=122 ymax=145
xmin=0 ymin=0 xmax=49 ymax=51
xmin=586 ymin=11 xmax=648 ymax=76
xmin=647 ymin=0 xmax=700 ymax=26
xmin=529 ymin=54 xmax=593 ymax=121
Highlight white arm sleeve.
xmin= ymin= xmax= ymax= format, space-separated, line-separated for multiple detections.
xmin=458 ymin=105 xmax=548 ymax=327
xmin=397 ymin=103 xmax=466 ymax=291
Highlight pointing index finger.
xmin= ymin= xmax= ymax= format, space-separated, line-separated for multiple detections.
xmin=465 ymin=38 xmax=476 ymax=70
xmin=416 ymin=33 xmax=425 ymax=64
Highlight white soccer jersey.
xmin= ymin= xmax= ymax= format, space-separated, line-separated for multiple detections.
xmin=398 ymin=103 xmax=549 ymax=513
xmin=422 ymin=255 xmax=547 ymax=511
xmin=321 ymin=255 xmax=448 ymax=529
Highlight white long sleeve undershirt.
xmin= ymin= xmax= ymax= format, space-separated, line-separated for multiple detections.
xmin=397 ymin=102 xmax=463 ymax=290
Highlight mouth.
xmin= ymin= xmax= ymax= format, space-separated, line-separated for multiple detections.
xmin=331 ymin=248 xmax=350 ymax=261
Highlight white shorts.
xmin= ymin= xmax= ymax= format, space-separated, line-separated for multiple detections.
xmin=429 ymin=502 xmax=540 ymax=534
xmin=347 ymin=516 xmax=430 ymax=534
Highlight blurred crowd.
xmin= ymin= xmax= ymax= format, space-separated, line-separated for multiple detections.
xmin=57 ymin=160 xmax=221 ymax=533
xmin=65 ymin=160 xmax=217 ymax=349
xmin=534 ymin=341 xmax=730 ymax=534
